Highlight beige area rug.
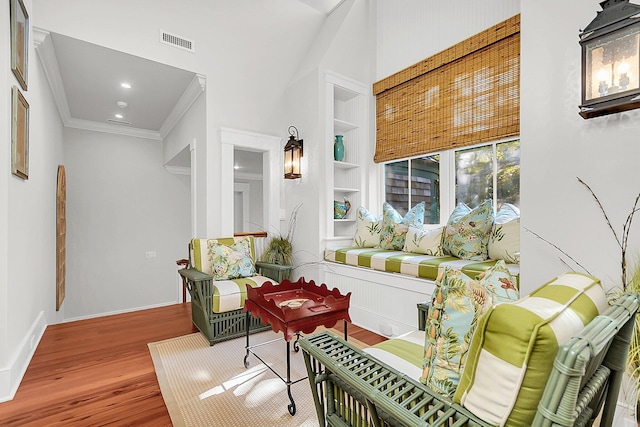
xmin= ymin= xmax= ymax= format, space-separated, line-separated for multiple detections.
xmin=149 ymin=328 xmax=365 ymax=427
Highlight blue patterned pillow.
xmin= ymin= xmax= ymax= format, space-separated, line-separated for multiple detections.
xmin=208 ymin=237 xmax=256 ymax=280
xmin=378 ymin=202 xmax=425 ymax=250
xmin=442 ymin=200 xmax=494 ymax=261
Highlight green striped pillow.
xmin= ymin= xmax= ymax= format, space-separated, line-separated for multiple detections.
xmin=453 ymin=272 xmax=608 ymax=426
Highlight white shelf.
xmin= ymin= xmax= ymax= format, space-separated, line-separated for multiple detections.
xmin=325 ymin=73 xmax=368 ymax=242
xmin=334 ymin=187 xmax=360 ymax=193
xmin=334 ymin=118 xmax=358 ymax=133
xmin=334 ymin=160 xmax=359 ymax=169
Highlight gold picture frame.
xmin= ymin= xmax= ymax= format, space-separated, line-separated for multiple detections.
xmin=10 ymin=0 xmax=29 ymax=91
xmin=12 ymin=86 xmax=29 ymax=180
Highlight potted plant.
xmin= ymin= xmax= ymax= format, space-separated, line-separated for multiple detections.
xmin=261 ymin=204 xmax=302 ymax=280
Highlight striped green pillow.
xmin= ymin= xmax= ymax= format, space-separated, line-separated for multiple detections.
xmin=453 ymin=272 xmax=608 ymax=426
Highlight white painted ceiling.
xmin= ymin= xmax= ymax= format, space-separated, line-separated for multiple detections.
xmin=34 ymin=0 xmax=344 ymax=169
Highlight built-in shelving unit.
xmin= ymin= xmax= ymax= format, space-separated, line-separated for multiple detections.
xmin=325 ymin=72 xmax=368 ymax=243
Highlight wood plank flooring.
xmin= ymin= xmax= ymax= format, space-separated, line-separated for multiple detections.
xmin=0 ymin=303 xmax=385 ymax=426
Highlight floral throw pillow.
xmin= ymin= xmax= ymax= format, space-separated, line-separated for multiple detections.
xmin=208 ymin=237 xmax=256 ymax=280
xmin=442 ymin=200 xmax=494 ymax=261
xmin=488 ymin=203 xmax=520 ymax=263
xmin=403 ymin=226 xmax=443 ymax=255
xmin=421 ymin=261 xmax=519 ymax=397
xmin=378 ymin=202 xmax=425 ymax=250
xmin=352 ymin=207 xmax=382 ymax=248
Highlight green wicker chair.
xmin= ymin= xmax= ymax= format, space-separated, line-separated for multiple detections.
xmin=178 ymin=235 xmax=292 ymax=346
xmin=300 ymin=292 xmax=639 ymax=427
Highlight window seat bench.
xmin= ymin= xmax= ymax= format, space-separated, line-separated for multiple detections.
xmin=320 ymin=246 xmax=519 ymax=337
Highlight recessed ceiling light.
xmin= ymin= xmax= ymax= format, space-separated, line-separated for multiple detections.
xmin=120 ymin=82 xmax=131 ymax=89
xmin=115 ymin=113 xmax=124 ymax=119
xmin=234 ymin=165 xmax=240 ymax=170
xmin=117 ymin=101 xmax=128 ymax=108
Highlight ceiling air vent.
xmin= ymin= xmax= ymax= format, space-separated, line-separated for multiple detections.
xmin=160 ymin=30 xmax=195 ymax=53
xmin=107 ymin=119 xmax=131 ymax=126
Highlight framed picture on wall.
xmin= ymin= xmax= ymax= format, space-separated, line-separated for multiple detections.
xmin=12 ymin=86 xmax=29 ymax=180
xmin=10 ymin=0 xmax=29 ymax=91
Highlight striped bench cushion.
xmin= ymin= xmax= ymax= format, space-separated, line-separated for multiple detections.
xmin=324 ymin=247 xmax=519 ymax=284
xmin=363 ymin=330 xmax=424 ymax=379
xmin=454 ymin=272 xmax=608 ymax=426
xmin=212 ymin=275 xmax=278 ymax=313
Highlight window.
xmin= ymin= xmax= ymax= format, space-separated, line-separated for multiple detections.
xmin=384 ymin=155 xmax=440 ymax=223
xmin=384 ymin=139 xmax=519 ymax=223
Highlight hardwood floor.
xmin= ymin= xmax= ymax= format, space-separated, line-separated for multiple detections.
xmin=0 ymin=303 xmax=385 ymax=426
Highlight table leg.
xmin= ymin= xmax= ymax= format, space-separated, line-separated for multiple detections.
xmin=286 ymin=340 xmax=296 ymax=415
xmin=344 ymin=319 xmax=348 ymax=341
xmin=243 ymin=311 xmax=251 ymax=368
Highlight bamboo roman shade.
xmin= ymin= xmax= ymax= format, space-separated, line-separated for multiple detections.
xmin=373 ymin=15 xmax=520 ymax=163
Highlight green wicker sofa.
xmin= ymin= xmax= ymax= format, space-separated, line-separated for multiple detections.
xmin=300 ymin=273 xmax=639 ymax=427
xmin=178 ymin=235 xmax=291 ymax=346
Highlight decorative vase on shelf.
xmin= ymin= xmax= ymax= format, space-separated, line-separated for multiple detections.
xmin=334 ymin=135 xmax=344 ymax=161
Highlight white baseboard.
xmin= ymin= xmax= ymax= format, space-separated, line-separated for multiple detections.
xmin=62 ymin=301 xmax=178 ymax=323
xmin=0 ymin=311 xmax=47 ymax=403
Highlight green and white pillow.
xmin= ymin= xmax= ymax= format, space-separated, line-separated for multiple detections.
xmin=208 ymin=237 xmax=256 ymax=280
xmin=442 ymin=200 xmax=494 ymax=261
xmin=378 ymin=202 xmax=425 ymax=250
xmin=352 ymin=207 xmax=382 ymax=248
xmin=403 ymin=225 xmax=443 ymax=255
xmin=454 ymin=272 xmax=608 ymax=426
xmin=421 ymin=261 xmax=519 ymax=396
xmin=488 ymin=203 xmax=520 ymax=263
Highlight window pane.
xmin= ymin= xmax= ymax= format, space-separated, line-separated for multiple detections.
xmin=385 ymin=161 xmax=409 ymax=216
xmin=455 ymin=146 xmax=493 ymax=208
xmin=411 ymin=156 xmax=440 ymax=224
xmin=497 ymin=140 xmax=520 ymax=209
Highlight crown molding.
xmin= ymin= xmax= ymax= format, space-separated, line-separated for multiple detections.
xmin=33 ymin=28 xmax=72 ymax=125
xmin=159 ymin=74 xmax=206 ymax=139
xmin=164 ymin=165 xmax=190 ymax=175
xmin=33 ymin=27 xmax=199 ymax=141
xmin=65 ymin=118 xmax=162 ymax=140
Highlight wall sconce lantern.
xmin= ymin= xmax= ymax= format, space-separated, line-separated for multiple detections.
xmin=284 ymin=126 xmax=303 ymax=179
xmin=579 ymin=0 xmax=640 ymax=119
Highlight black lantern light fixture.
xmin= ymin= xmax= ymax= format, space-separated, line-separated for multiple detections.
xmin=579 ymin=0 xmax=640 ymax=119
xmin=284 ymin=126 xmax=303 ymax=179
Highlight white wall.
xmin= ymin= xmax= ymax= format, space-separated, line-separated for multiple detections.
xmin=374 ymin=0 xmax=640 ymax=296
xmin=284 ymin=0 xmax=375 ymax=280
xmin=520 ymin=1 xmax=640 ymax=295
xmin=63 ymin=128 xmax=190 ymax=320
xmin=1 ymin=0 xmax=65 ymax=401
xmin=376 ymin=0 xmax=521 ymax=81
xmin=163 ymin=88 xmax=206 ymax=236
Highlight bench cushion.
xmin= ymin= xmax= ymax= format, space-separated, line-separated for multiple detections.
xmin=363 ymin=330 xmax=424 ymax=379
xmin=212 ymin=275 xmax=277 ymax=313
xmin=324 ymin=247 xmax=520 ymax=284
xmin=454 ymin=272 xmax=608 ymax=426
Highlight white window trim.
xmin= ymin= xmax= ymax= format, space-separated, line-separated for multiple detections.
xmin=378 ymin=136 xmax=520 ymax=225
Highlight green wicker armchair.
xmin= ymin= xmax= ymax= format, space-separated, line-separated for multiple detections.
xmin=301 ymin=292 xmax=639 ymax=427
xmin=178 ymin=235 xmax=293 ymax=346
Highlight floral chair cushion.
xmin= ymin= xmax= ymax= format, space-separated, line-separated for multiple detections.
xmin=378 ymin=202 xmax=425 ymax=250
xmin=442 ymin=200 xmax=494 ymax=261
xmin=208 ymin=237 xmax=256 ymax=280
xmin=351 ymin=207 xmax=382 ymax=248
xmin=421 ymin=261 xmax=519 ymax=397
